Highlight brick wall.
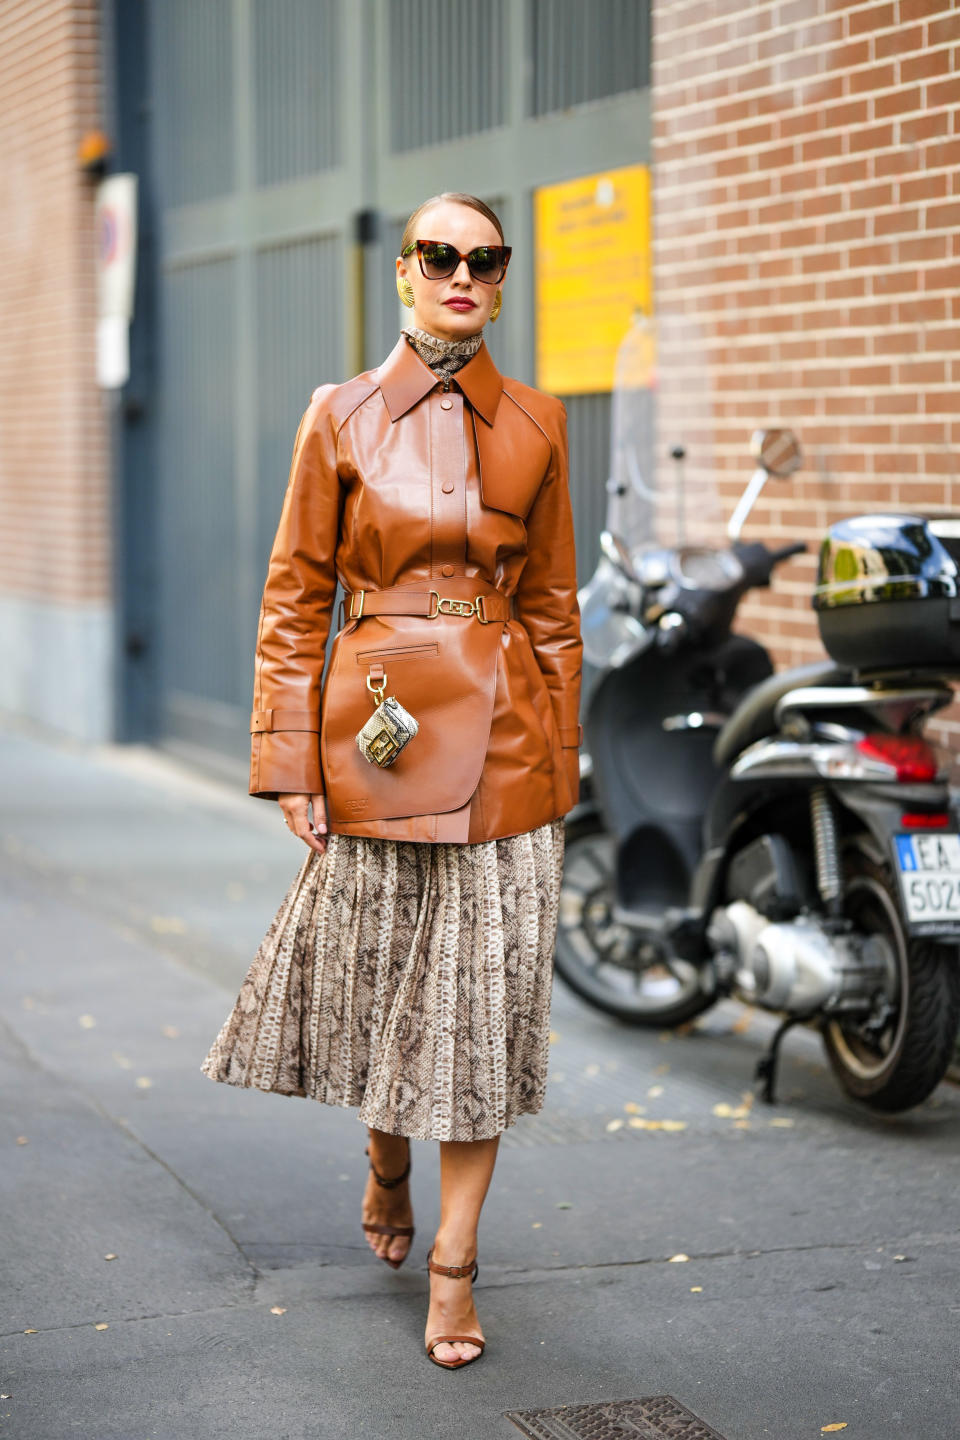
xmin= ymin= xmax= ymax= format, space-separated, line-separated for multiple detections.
xmin=0 ymin=0 xmax=108 ymax=605
xmin=0 ymin=0 xmax=112 ymax=738
xmin=652 ymin=0 xmax=960 ymax=705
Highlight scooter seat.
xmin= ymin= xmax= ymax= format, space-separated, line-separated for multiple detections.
xmin=712 ymin=660 xmax=849 ymax=768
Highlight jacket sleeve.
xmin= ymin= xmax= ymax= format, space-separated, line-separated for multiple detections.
xmin=249 ymin=390 xmax=341 ymax=800
xmin=514 ymin=400 xmax=583 ymax=805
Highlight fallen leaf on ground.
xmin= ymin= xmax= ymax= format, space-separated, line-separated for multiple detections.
xmin=16 ymin=1136 xmax=28 ymax=1146
xmin=893 ymin=1255 xmax=911 ymax=1262
xmin=104 ymin=1254 xmax=117 ymax=1261
xmin=549 ymin=1030 xmax=560 ymax=1044
xmin=624 ymin=1102 xmax=646 ymax=1115
xmin=584 ymin=1063 xmax=600 ymax=1077
xmin=161 ymin=1025 xmax=180 ymax=1039
xmin=94 ymin=1323 xmax=109 ymax=1331
xmin=23 ymin=1329 xmax=37 ymax=1334
xmin=668 ymin=1253 xmax=689 ymax=1263
xmin=713 ymin=1102 xmax=752 ymax=1119
xmin=821 ymin=1426 xmax=847 ymax=1434
xmin=605 ymin=1118 xmax=624 ymax=1132
xmin=270 ymin=1306 xmax=287 ymax=1316
xmin=150 ymin=915 xmax=186 ymax=934
xmin=733 ymin=1120 xmax=751 ymax=1129
xmin=555 ymin=1202 xmax=573 ymax=1209
xmin=628 ymin=1117 xmax=687 ymax=1131
xmin=647 ymin=1085 xmax=664 ymax=1098
xmin=769 ymin=1117 xmax=794 ymax=1127
xmin=731 ymin=1011 xmax=753 ymax=1033
xmin=112 ymin=1052 xmax=133 ymax=1069
xmin=690 ymin=1286 xmax=703 ymax=1293
xmin=660 ymin=1119 xmax=687 ymax=1131
xmin=135 ymin=1077 xmax=153 ymax=1089
xmin=78 ymin=1014 xmax=97 ymax=1029
xmin=532 ymin=1222 xmax=542 ymax=1229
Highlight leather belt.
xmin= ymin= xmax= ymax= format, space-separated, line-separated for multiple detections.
xmin=342 ymin=586 xmax=513 ymax=624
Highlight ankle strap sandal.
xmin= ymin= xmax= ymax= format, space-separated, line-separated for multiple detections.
xmin=365 ymin=1144 xmax=412 ymax=1189
xmin=362 ymin=1143 xmax=414 ymax=1270
xmin=426 ymin=1247 xmax=479 ymax=1282
xmin=425 ymin=1246 xmax=485 ymax=1369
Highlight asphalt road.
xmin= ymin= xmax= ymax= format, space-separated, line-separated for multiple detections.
xmin=1 ymin=719 xmax=958 ymax=1440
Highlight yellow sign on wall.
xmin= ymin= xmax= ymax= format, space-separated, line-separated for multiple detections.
xmin=534 ymin=164 xmax=652 ymax=396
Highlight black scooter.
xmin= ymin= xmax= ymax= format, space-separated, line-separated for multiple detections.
xmin=559 ymin=429 xmax=960 ymax=1113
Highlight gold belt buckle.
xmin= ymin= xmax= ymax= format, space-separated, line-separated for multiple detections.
xmin=348 ymin=590 xmax=365 ymax=619
xmin=427 ymin=591 xmax=497 ymax=621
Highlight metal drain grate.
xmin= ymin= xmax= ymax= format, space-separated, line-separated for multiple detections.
xmin=504 ymin=1396 xmax=728 ymax=1440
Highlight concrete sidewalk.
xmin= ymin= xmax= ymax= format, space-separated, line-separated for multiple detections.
xmin=2 ymin=717 xmax=959 ymax=1440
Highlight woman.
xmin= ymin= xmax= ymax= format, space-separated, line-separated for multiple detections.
xmin=202 ymin=193 xmax=582 ymax=1370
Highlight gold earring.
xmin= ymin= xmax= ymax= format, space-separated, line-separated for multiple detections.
xmin=490 ymin=288 xmax=503 ymax=323
xmin=397 ymin=276 xmax=415 ymax=309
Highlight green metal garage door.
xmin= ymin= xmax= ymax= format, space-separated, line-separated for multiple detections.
xmin=136 ymin=0 xmax=650 ymax=773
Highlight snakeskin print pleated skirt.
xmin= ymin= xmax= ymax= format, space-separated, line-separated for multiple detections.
xmin=200 ymin=819 xmax=565 ymax=1141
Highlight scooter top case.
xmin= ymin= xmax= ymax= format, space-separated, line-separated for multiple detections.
xmin=814 ymin=513 xmax=960 ymax=673
xmin=584 ymin=633 xmax=772 ymax=919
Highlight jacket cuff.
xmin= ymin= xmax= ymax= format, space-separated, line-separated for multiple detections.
xmin=558 ymin=723 xmax=583 ymax=748
xmin=250 ymin=729 xmax=324 ymax=798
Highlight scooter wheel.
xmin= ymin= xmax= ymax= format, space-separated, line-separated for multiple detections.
xmin=554 ymin=816 xmax=714 ymax=1026
xmin=821 ymin=844 xmax=960 ymax=1112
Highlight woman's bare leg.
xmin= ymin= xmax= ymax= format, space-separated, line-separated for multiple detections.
xmin=425 ymin=1135 xmax=500 ymax=1364
xmin=362 ymin=1126 xmax=414 ymax=1265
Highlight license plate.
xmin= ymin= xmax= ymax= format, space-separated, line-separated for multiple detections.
xmin=894 ymin=833 xmax=960 ymax=934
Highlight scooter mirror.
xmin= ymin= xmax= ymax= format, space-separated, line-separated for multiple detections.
xmin=751 ymin=428 xmax=802 ymax=478
xmin=600 ymin=529 xmax=638 ymax=580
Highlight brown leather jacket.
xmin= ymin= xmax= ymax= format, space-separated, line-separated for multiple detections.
xmin=249 ymin=334 xmax=582 ymax=843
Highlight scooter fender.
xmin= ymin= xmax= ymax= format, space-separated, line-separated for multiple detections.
xmin=831 ymin=781 xmax=960 ymax=926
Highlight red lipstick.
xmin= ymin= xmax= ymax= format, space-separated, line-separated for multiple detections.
xmin=444 ymin=298 xmax=476 ymax=311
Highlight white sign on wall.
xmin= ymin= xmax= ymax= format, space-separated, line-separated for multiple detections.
xmin=95 ymin=173 xmax=138 ymax=388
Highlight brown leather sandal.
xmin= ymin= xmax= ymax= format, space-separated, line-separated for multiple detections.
xmin=424 ymin=1247 xmax=485 ymax=1369
xmin=361 ymin=1143 xmax=415 ymax=1270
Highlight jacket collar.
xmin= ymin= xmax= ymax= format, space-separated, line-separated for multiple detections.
xmin=378 ymin=333 xmax=504 ymax=426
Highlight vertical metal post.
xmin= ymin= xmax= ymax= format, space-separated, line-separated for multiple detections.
xmin=233 ymin=0 xmax=259 ymax=670
xmin=507 ymin=0 xmax=534 ymax=385
xmin=106 ymin=0 xmax=160 ymax=742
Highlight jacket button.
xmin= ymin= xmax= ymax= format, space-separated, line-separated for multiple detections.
xmin=440 ymin=397 xmax=453 ymax=410
xmin=441 ymin=481 xmax=454 ymax=493
xmin=441 ymin=564 xmax=455 ymax=577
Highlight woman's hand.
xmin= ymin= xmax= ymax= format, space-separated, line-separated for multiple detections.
xmin=278 ymin=793 xmax=328 ymax=854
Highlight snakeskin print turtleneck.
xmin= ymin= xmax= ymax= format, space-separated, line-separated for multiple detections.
xmin=403 ymin=325 xmax=483 ymax=385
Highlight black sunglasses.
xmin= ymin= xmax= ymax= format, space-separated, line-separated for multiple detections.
xmin=401 ymin=239 xmax=512 ymax=285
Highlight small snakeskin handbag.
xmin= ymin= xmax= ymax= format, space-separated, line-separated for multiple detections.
xmin=355 ymin=668 xmax=419 ymax=768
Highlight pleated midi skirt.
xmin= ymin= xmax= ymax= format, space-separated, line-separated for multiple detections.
xmin=200 ymin=819 xmax=565 ymax=1142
